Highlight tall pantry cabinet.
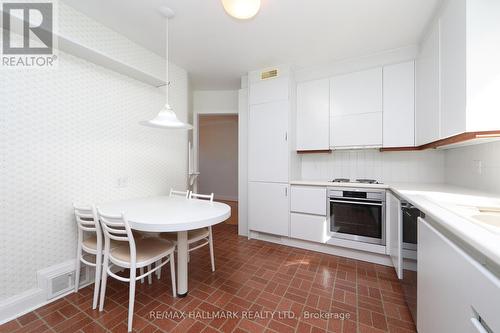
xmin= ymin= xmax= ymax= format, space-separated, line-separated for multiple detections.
xmin=247 ymin=66 xmax=300 ymax=237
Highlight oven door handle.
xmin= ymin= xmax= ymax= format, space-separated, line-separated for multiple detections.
xmin=329 ymin=199 xmax=383 ymax=206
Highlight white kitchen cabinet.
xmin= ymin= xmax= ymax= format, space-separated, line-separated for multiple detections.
xmin=290 ymin=213 xmax=329 ymax=243
xmin=249 ymin=76 xmax=289 ymax=105
xmin=383 ymin=62 xmax=415 ymax=148
xmin=248 ymin=182 xmax=290 ymax=236
xmin=440 ymin=0 xmax=466 ymax=138
xmin=330 ymin=67 xmax=383 ymax=148
xmin=330 ymin=67 xmax=383 ymax=116
xmin=331 ymin=112 xmax=382 ymax=148
xmin=248 ymin=101 xmax=289 ymax=183
xmin=296 ymin=79 xmax=330 ymax=151
xmin=386 ymin=192 xmax=402 ymax=279
xmin=416 ymin=0 xmax=500 ymax=144
xmin=418 ymin=218 xmax=500 ymax=333
xmin=290 ymin=186 xmax=327 ymax=215
xmin=416 ymin=23 xmax=440 ymax=146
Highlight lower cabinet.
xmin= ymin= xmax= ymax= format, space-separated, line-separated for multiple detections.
xmin=418 ymin=218 xmax=500 ymax=333
xmin=248 ymin=182 xmax=289 ymax=236
xmin=290 ymin=213 xmax=329 ymax=243
xmin=387 ymin=192 xmax=402 ymax=279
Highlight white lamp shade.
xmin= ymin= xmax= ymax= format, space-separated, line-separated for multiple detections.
xmin=140 ymin=104 xmax=193 ymax=129
xmin=222 ymin=0 xmax=261 ymax=19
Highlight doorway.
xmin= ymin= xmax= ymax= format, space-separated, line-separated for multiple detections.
xmin=198 ymin=114 xmax=238 ymax=225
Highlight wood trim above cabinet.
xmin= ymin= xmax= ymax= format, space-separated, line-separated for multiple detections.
xmin=379 ymin=131 xmax=500 ymax=152
xmin=296 ymin=149 xmax=332 ymax=154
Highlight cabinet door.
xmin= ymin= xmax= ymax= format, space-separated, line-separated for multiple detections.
xmin=290 ymin=213 xmax=329 ymax=243
xmin=249 ymin=77 xmax=289 ymax=105
xmin=331 ymin=67 xmax=383 ymax=116
xmin=248 ymin=101 xmax=289 ymax=182
xmin=296 ymin=79 xmax=330 ymax=151
xmin=440 ymin=0 xmax=466 ymax=138
xmin=387 ymin=193 xmax=402 ymax=279
xmin=331 ymin=112 xmax=383 ymax=148
xmin=248 ymin=182 xmax=289 ymax=236
xmin=383 ymin=62 xmax=415 ymax=148
xmin=416 ymin=23 xmax=441 ymax=146
xmin=418 ymin=218 xmax=472 ymax=333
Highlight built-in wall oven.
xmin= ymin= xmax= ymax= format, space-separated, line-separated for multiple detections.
xmin=328 ymin=187 xmax=386 ymax=245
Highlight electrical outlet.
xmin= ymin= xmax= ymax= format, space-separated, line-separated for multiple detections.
xmin=473 ymin=160 xmax=483 ymax=175
xmin=116 ymin=177 xmax=129 ymax=188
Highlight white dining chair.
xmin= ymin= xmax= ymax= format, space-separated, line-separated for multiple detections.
xmin=160 ymin=192 xmax=216 ymax=272
xmin=97 ymin=209 xmax=176 ymax=332
xmin=73 ymin=205 xmax=102 ymax=310
xmin=169 ymin=188 xmax=190 ymax=198
xmin=154 ymin=188 xmax=191 ymax=280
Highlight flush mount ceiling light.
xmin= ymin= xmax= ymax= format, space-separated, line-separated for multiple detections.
xmin=140 ymin=6 xmax=192 ymax=130
xmin=221 ymin=0 xmax=261 ymax=19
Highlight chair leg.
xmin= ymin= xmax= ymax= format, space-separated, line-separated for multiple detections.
xmin=156 ymin=260 xmax=161 ymax=280
xmin=74 ymin=239 xmax=82 ymax=292
xmin=169 ymin=253 xmax=176 ymax=297
xmin=208 ymin=227 xmax=215 ymax=272
xmin=140 ymin=267 xmax=144 ymax=284
xmin=99 ymin=252 xmax=109 ymax=312
xmin=92 ymin=253 xmax=102 ymax=310
xmin=127 ymin=268 xmax=136 ymax=332
xmin=147 ymin=265 xmax=152 ymax=285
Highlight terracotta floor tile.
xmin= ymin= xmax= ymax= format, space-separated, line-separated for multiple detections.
xmin=2 ymin=224 xmax=417 ymax=333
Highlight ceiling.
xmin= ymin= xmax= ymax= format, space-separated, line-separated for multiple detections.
xmin=62 ymin=0 xmax=441 ymax=90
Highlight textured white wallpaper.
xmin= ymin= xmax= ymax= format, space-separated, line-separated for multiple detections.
xmin=0 ymin=4 xmax=189 ymax=300
xmin=301 ymin=149 xmax=445 ymax=183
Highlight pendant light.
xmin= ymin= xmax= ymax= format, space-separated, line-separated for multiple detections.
xmin=221 ymin=0 xmax=261 ymax=20
xmin=140 ymin=7 xmax=192 ymax=130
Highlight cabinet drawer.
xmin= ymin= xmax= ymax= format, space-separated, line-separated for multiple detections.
xmin=290 ymin=213 xmax=329 ymax=243
xmin=290 ymin=186 xmax=327 ymax=215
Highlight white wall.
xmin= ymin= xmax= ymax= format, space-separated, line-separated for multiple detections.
xmin=0 ymin=3 xmax=189 ymax=303
xmin=301 ymin=149 xmax=445 ymax=184
xmin=198 ymin=115 xmax=238 ymax=201
xmin=192 ymin=90 xmax=239 ymax=188
xmin=444 ymin=141 xmax=500 ymax=194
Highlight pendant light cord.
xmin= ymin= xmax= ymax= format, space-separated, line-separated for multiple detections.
xmin=165 ymin=16 xmax=170 ymax=104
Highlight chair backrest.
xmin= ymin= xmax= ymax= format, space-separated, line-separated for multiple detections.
xmin=74 ymin=205 xmax=100 ymax=233
xmin=74 ymin=204 xmax=102 ymax=250
xmin=189 ymin=192 xmax=214 ymax=202
xmin=96 ymin=208 xmax=136 ymax=256
xmin=170 ymin=188 xmax=190 ymax=198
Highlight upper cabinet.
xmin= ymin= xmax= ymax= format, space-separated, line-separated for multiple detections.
xmin=330 ymin=68 xmax=383 ymax=148
xmin=416 ymin=23 xmax=441 ymax=146
xmin=296 ymin=79 xmax=330 ymax=151
xmin=416 ymin=0 xmax=500 ymax=145
xmin=383 ymin=61 xmax=415 ymax=148
xmin=249 ymin=74 xmax=289 ymax=105
xmin=440 ymin=0 xmax=466 ymax=138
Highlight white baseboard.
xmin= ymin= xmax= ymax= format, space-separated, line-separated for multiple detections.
xmin=249 ymin=231 xmax=393 ymax=267
xmin=0 ymin=288 xmax=47 ymax=324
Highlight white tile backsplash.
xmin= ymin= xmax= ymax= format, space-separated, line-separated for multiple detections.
xmin=301 ymin=149 xmax=445 ymax=183
xmin=445 ymin=140 xmax=500 ymax=194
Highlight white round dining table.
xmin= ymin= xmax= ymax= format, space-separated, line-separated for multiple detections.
xmin=98 ymin=196 xmax=231 ymax=297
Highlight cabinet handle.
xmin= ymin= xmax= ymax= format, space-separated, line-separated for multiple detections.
xmin=285 ymin=187 xmax=288 ymax=196
xmin=285 ymin=132 xmax=288 ymax=141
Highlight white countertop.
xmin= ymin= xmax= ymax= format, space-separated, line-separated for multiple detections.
xmin=291 ymin=180 xmax=500 ymax=268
